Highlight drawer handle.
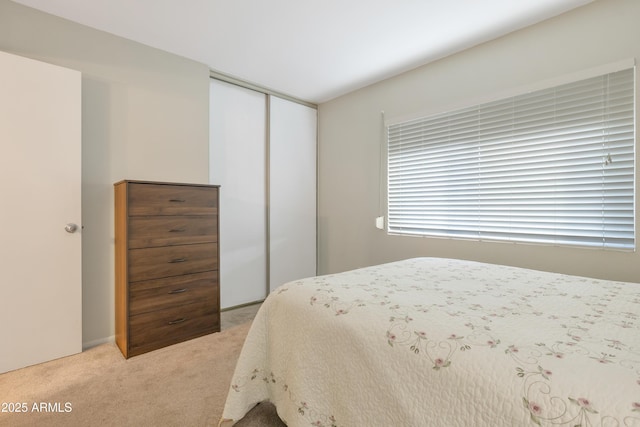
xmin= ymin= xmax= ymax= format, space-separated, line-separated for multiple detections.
xmin=168 ymin=318 xmax=187 ymax=325
xmin=168 ymin=288 xmax=188 ymax=294
xmin=169 ymin=228 xmax=186 ymax=233
xmin=168 ymin=258 xmax=187 ymax=263
xmin=169 ymin=199 xmax=186 ymax=203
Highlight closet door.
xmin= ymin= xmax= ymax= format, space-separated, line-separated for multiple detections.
xmin=269 ymin=97 xmax=317 ymax=292
xmin=209 ymin=80 xmax=267 ymax=308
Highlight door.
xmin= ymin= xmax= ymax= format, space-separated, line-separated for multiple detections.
xmin=209 ymin=79 xmax=267 ymax=308
xmin=0 ymin=51 xmax=82 ymax=373
xmin=269 ymin=96 xmax=317 ymax=292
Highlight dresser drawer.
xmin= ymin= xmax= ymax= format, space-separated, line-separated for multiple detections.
xmin=128 ymin=243 xmax=218 ymax=282
xmin=128 ymin=301 xmax=219 ymax=356
xmin=129 ymin=271 xmax=218 ymax=316
xmin=128 ymin=183 xmax=218 ymax=216
xmin=128 ymin=216 xmax=217 ymax=249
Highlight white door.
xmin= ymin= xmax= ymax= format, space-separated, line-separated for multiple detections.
xmin=269 ymin=96 xmax=317 ymax=292
xmin=0 ymin=51 xmax=82 ymax=374
xmin=209 ymin=79 xmax=267 ymax=308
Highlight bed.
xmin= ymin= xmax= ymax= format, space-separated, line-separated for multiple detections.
xmin=219 ymin=257 xmax=640 ymax=426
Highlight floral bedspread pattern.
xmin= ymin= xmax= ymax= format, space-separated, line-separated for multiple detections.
xmin=219 ymin=258 xmax=640 ymax=426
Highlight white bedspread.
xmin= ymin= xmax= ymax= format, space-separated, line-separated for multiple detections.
xmin=220 ymin=258 xmax=640 ymax=426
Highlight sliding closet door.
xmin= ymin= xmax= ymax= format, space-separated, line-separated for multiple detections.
xmin=269 ymin=96 xmax=317 ymax=292
xmin=209 ymin=79 xmax=267 ymax=308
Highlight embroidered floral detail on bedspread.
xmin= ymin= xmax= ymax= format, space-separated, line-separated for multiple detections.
xmin=301 ymin=259 xmax=640 ymax=425
xmin=231 ymin=368 xmax=339 ymax=427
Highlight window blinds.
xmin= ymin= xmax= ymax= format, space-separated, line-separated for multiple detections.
xmin=387 ymin=68 xmax=635 ymax=249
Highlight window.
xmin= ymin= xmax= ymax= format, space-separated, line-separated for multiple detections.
xmin=387 ymin=67 xmax=635 ymax=249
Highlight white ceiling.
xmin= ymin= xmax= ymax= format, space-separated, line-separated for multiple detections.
xmin=12 ymin=0 xmax=593 ymax=104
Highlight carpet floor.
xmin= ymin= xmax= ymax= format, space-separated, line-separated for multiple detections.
xmin=0 ymin=322 xmax=283 ymax=427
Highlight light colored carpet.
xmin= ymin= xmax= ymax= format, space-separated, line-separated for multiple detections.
xmin=0 ymin=322 xmax=284 ymax=427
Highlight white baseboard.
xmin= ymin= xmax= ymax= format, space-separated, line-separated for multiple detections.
xmin=83 ymin=335 xmax=115 ymax=351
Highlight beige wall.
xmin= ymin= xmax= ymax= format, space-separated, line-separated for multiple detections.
xmin=2 ymin=0 xmax=638 ymax=348
xmin=0 ymin=0 xmax=211 ymax=347
xmin=318 ymin=0 xmax=640 ymax=283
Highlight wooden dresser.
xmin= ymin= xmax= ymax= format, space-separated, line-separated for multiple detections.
xmin=114 ymin=180 xmax=220 ymax=358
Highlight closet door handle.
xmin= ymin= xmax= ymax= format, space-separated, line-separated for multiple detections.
xmin=168 ymin=288 xmax=188 ymax=294
xmin=168 ymin=318 xmax=186 ymax=325
xmin=169 ymin=199 xmax=186 ymax=203
xmin=169 ymin=228 xmax=186 ymax=233
xmin=168 ymin=258 xmax=187 ymax=263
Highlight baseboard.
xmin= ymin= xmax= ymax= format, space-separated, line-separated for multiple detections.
xmin=221 ymin=299 xmax=264 ymax=312
xmin=83 ymin=335 xmax=115 ymax=351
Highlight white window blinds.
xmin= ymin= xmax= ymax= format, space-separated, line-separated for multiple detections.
xmin=387 ymin=67 xmax=635 ymax=249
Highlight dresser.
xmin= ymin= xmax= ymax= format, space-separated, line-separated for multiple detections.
xmin=114 ymin=180 xmax=220 ymax=358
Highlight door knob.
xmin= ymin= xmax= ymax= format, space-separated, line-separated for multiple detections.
xmin=65 ymin=223 xmax=78 ymax=233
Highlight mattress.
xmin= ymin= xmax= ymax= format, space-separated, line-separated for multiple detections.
xmin=220 ymin=257 xmax=640 ymax=426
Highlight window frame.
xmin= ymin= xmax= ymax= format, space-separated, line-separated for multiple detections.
xmin=385 ymin=62 xmax=636 ymax=250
